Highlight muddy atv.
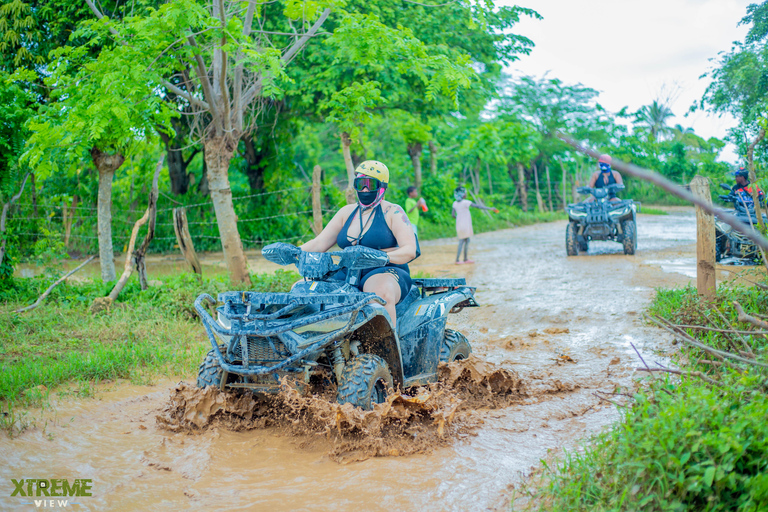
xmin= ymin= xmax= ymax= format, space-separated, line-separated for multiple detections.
xmin=565 ymin=184 xmax=639 ymax=256
xmin=715 ymin=183 xmax=767 ymax=263
xmin=193 ymin=243 xmax=478 ymax=410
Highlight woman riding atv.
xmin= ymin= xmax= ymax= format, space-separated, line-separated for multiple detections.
xmin=587 ymin=154 xmax=624 ymax=202
xmin=299 ymin=160 xmax=417 ymax=328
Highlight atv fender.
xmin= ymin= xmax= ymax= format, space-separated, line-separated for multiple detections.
xmin=349 ymin=304 xmax=405 ymax=387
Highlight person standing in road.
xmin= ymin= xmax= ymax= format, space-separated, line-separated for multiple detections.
xmin=452 ymin=186 xmax=498 ymax=265
xmin=404 ymin=186 xmax=426 ymax=237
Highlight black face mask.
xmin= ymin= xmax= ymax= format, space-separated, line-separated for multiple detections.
xmin=357 ymin=190 xmax=378 ymax=205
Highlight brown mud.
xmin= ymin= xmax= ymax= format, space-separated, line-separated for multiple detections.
xmin=3 ymin=209 xmax=757 ymax=511
xmin=155 ymin=357 xmax=526 ymax=464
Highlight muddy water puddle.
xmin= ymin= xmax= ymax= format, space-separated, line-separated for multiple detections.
xmin=2 ymin=211 xmax=720 ymax=511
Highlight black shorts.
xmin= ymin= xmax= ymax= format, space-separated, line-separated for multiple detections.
xmin=360 ymin=266 xmax=412 ymax=303
xmin=331 ymin=266 xmax=412 ymax=304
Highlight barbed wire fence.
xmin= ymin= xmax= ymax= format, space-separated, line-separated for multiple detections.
xmin=10 ymin=182 xmax=344 ymax=260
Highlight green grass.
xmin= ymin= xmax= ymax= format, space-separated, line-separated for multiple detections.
xmin=0 ymin=269 xmax=299 ymax=433
xmin=640 ymin=207 xmax=669 ymax=216
xmin=516 ymin=285 xmax=768 ymax=512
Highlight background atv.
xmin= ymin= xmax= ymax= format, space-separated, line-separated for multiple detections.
xmin=565 ymin=184 xmax=639 ymax=256
xmin=194 ymin=243 xmax=478 ymax=410
xmin=715 ymin=183 xmax=767 ymax=263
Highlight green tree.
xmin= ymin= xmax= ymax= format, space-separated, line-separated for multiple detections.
xmin=634 ymin=100 xmax=675 ymax=142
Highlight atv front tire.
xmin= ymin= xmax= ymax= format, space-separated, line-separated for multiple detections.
xmin=440 ymin=329 xmax=472 ymax=362
xmin=578 ymin=240 xmax=589 ymax=253
xmin=197 ymin=347 xmax=225 ymax=389
xmin=566 ymin=223 xmax=579 ymax=256
xmin=337 ymin=354 xmax=393 ymax=410
xmin=621 ymin=219 xmax=636 ymax=255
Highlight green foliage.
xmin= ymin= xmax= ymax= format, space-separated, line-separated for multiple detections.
xmin=0 ymin=268 xmax=300 ymax=408
xmin=530 ymin=285 xmax=768 ymax=511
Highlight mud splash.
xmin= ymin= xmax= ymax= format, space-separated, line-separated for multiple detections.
xmin=156 ymin=356 xmax=525 ymax=463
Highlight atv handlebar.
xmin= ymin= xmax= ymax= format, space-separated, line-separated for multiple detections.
xmin=577 ymin=184 xmax=625 ymax=196
xmin=262 ymin=242 xmax=389 ymax=280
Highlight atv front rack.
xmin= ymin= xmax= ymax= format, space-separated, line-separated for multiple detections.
xmin=194 ymin=292 xmax=386 ymax=376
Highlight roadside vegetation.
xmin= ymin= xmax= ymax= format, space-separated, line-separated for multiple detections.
xmin=513 ymin=284 xmax=768 ymax=511
xmin=0 ymin=270 xmax=298 ymax=433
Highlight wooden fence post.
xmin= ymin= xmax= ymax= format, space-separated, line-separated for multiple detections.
xmin=690 ymin=175 xmax=716 ymax=299
xmin=312 ymin=165 xmax=323 ymax=236
xmin=173 ymin=207 xmax=202 ymax=280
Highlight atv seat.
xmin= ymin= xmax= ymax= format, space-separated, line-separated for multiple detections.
xmin=395 ymin=285 xmax=420 ymax=319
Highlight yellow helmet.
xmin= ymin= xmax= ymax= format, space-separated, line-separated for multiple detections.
xmin=355 ymin=160 xmax=389 ymax=186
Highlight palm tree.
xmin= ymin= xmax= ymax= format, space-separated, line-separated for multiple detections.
xmin=635 ymin=100 xmax=675 ymax=141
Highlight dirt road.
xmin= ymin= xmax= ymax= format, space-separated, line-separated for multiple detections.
xmin=3 ymin=210 xmax=720 ymax=511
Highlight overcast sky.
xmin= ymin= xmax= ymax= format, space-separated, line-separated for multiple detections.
xmin=502 ymin=0 xmax=754 ymax=163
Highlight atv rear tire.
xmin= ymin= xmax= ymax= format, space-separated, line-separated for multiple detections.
xmin=578 ymin=240 xmax=589 ymax=253
xmin=715 ymin=232 xmax=727 ymax=262
xmin=440 ymin=329 xmax=472 ymax=362
xmin=197 ymin=347 xmax=225 ymax=389
xmin=566 ymin=223 xmax=579 ymax=256
xmin=621 ymin=219 xmax=636 ymax=255
xmin=337 ymin=354 xmax=393 ymax=410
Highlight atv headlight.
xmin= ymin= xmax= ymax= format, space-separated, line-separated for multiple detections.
xmin=608 ymin=206 xmax=630 ymax=217
xmin=569 ymin=210 xmax=587 ymax=218
xmin=294 ymin=312 xmax=352 ymax=335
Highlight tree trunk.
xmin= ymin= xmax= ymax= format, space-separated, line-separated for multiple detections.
xmin=746 ymin=128 xmax=766 ymax=230
xmin=242 ymin=133 xmax=266 ymax=194
xmin=160 ymin=123 xmax=192 ymax=195
xmin=311 ymin=165 xmax=323 ymax=236
xmin=533 ymin=163 xmax=545 ymax=213
xmin=517 ymin=163 xmax=528 ymax=211
xmin=30 ymin=173 xmax=37 ymax=217
xmin=571 ymin=173 xmax=578 ymax=204
xmin=0 ymin=172 xmax=31 ymax=270
xmin=205 ymin=136 xmax=251 ymax=285
xmin=173 ymin=207 xmax=202 ymax=279
xmin=341 ymin=132 xmax=356 ymax=204
xmin=198 ymin=147 xmax=210 ymax=196
xmin=428 ymin=140 xmax=437 ymax=176
xmin=545 ymin=164 xmax=553 ymax=212
xmin=91 ymin=148 xmax=125 ymax=282
xmin=407 ymin=142 xmax=423 ymax=188
xmin=562 ymin=166 xmax=567 ymax=210
xmin=470 ymin=158 xmax=481 ymax=195
xmin=486 ymin=162 xmax=493 ymax=195
xmin=63 ymin=196 xmax=78 ymax=249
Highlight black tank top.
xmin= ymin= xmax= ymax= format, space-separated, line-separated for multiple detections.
xmin=337 ymin=205 xmax=409 ymax=273
xmin=596 ymin=171 xmax=616 ymax=188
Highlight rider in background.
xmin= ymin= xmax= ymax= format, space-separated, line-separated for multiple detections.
xmin=587 ymin=154 xmax=623 ymax=202
xmin=299 ymin=161 xmax=417 ymax=328
xmin=731 ymin=167 xmax=765 ymax=206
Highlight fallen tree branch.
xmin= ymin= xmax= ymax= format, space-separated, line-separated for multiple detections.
xmin=734 ymin=301 xmax=768 ymax=330
xmin=672 ymin=324 xmax=768 ymax=335
xmin=592 ymin=392 xmax=623 ymax=407
xmin=104 ymin=156 xmax=163 ymax=302
xmin=646 ymin=314 xmax=768 ymax=368
xmin=15 ymin=255 xmax=97 ymax=313
xmin=635 ymin=367 xmax=722 ymax=386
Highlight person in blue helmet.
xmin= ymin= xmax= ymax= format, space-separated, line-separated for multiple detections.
xmin=587 ymin=154 xmax=623 ymax=202
xmin=300 ymin=160 xmax=417 ymax=327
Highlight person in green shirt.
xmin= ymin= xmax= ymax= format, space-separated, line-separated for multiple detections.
xmin=405 ymin=186 xmax=426 ymax=236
